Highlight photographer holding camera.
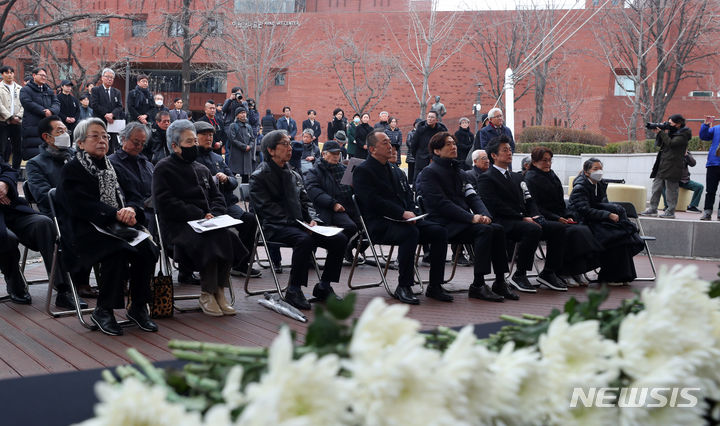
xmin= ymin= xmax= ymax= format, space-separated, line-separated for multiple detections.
xmin=640 ymin=114 xmax=691 ymax=219
xmin=221 ymin=87 xmax=248 ymax=132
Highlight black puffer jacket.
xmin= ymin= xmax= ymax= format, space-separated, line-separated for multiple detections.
xmin=19 ymin=81 xmax=60 ymax=159
xmin=249 ymin=159 xmax=313 ymax=240
xmin=411 ymin=120 xmax=447 ymax=181
xmin=568 ymin=173 xmax=612 ymax=223
xmin=454 ymin=127 xmax=474 ymax=170
xmin=524 ymin=165 xmax=575 ymax=221
xmin=304 ymin=160 xmax=355 ymax=224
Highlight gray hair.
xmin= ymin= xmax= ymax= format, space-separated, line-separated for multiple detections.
xmin=166 ymin=119 xmax=196 ymax=150
xmin=379 ymin=111 xmax=388 ymax=116
xmin=101 ymin=68 xmax=115 ymax=77
xmin=73 ymin=117 xmax=106 ymax=142
xmin=120 ymin=121 xmax=151 ymax=144
xmin=302 ymin=128 xmax=314 ymax=138
xmin=488 ymin=107 xmax=503 ymax=119
xmin=261 ymin=129 xmax=290 ymax=159
xmin=472 ymin=149 xmax=487 ymax=162
xmin=521 ymin=156 xmax=531 ymax=168
xmin=459 ymin=117 xmax=470 ymax=124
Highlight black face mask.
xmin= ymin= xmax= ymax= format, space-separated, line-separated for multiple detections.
xmin=198 ymin=146 xmax=212 ymax=155
xmin=179 ymin=145 xmax=198 ymax=163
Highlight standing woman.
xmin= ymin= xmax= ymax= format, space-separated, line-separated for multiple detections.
xmin=327 ymin=108 xmax=346 ymax=143
xmin=385 ymin=117 xmax=403 ymax=166
xmin=454 ymin=117 xmax=474 ymax=171
xmin=56 ymin=118 xmax=159 ymax=336
xmin=346 ymin=113 xmax=361 ymax=158
xmin=353 ymin=113 xmax=373 ymax=159
xmin=569 ymin=158 xmax=644 ymax=286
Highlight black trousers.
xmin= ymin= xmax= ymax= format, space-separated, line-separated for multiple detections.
xmin=227 ymin=204 xmax=257 ymax=268
xmin=704 ymin=165 xmax=720 ymax=211
xmin=96 ymin=239 xmax=157 ymax=310
xmin=370 ymin=220 xmax=447 ymax=288
xmin=271 ymin=224 xmax=348 ymax=288
xmin=447 ymin=222 xmax=508 ymax=284
xmin=497 ymin=219 xmax=565 ymax=273
xmin=0 ymin=123 xmax=22 ymax=170
xmin=1 ymin=210 xmax=67 ymax=291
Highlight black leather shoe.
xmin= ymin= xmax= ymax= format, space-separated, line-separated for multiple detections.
xmin=76 ymin=284 xmax=99 ymax=298
xmin=425 ymin=285 xmax=454 ymax=302
xmin=537 ymin=271 xmax=568 ymax=291
xmin=456 ymin=254 xmax=473 ymax=266
xmin=508 ymin=273 xmax=537 ymax=293
xmin=492 ymin=280 xmax=519 ymax=301
xmin=9 ymin=290 xmax=32 ymax=304
xmin=55 ymin=291 xmax=88 ymax=309
xmin=273 ymin=266 xmax=284 ymax=274
xmin=178 ymin=272 xmax=201 ymax=285
xmin=312 ymin=283 xmax=341 ymax=302
xmin=394 ymin=286 xmax=419 ymax=305
xmin=468 ymin=284 xmax=504 ymax=302
xmin=91 ymin=307 xmax=123 ymax=336
xmin=127 ymin=306 xmax=159 ymax=332
xmin=284 ymin=287 xmax=311 ymax=310
xmin=230 ymin=266 xmax=262 ymax=278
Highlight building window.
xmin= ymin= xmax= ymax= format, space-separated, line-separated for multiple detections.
xmin=274 ymin=70 xmax=286 ymax=86
xmin=96 ymin=21 xmax=110 ymax=37
xmin=207 ymin=18 xmax=223 ymax=36
xmin=235 ymin=0 xmax=296 ymax=13
xmin=614 ymin=75 xmax=635 ymax=96
xmin=689 ymin=91 xmax=714 ymax=97
xmin=169 ymin=21 xmax=185 ymax=37
xmin=132 ymin=19 xmax=147 ymax=37
xmin=132 ymin=69 xmax=227 ymax=93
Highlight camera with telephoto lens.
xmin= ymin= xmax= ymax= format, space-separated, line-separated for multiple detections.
xmin=235 ymin=93 xmax=243 ymax=100
xmin=645 ymin=121 xmax=671 ymax=131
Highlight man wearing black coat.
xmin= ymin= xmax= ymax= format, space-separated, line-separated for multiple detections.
xmin=353 ymin=130 xmax=448 ymax=304
xmin=194 ymin=121 xmax=260 ymax=278
xmin=476 ymin=136 xmax=567 ymax=293
xmin=410 ymin=110 xmax=447 ymax=183
xmin=302 ymin=109 xmax=321 ymax=145
xmin=90 ymin=68 xmax=124 ymax=152
xmin=127 ymin=75 xmax=153 ymax=124
xmin=474 ymin=107 xmax=515 ymax=152
xmin=221 ymin=87 xmax=247 ymax=131
xmin=19 ymin=67 xmax=60 ymax=161
xmin=197 ymin=101 xmax=226 ymax=155
xmin=416 ymin=132 xmax=516 ymax=303
xmin=147 ymin=111 xmax=172 ymax=164
xmin=249 ymin=130 xmax=347 ymax=311
xmin=260 ymin=109 xmax=277 ymax=135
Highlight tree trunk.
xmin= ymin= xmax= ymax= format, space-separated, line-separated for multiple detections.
xmin=181 ymin=0 xmax=192 ymax=106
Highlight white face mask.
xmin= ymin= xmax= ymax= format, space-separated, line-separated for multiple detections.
xmin=155 ymin=99 xmax=164 ymax=106
xmin=590 ymin=170 xmax=603 ymax=181
xmin=353 ymin=117 xmax=360 ymax=124
xmin=54 ymin=132 xmax=71 ymax=149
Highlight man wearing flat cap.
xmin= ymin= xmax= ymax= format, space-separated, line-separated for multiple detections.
xmin=333 ymin=130 xmax=349 ymax=161
xmin=227 ymin=106 xmax=256 ymax=182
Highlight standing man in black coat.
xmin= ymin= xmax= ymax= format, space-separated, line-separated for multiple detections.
xmin=454 ymin=117 xmax=474 ymax=170
xmin=416 ymin=132 xmax=515 ymax=303
xmin=56 ymin=80 xmax=80 ymax=138
xmin=474 ymin=107 xmax=515 ymax=152
xmin=221 ymin=87 xmax=246 ymax=132
xmin=302 ymin=109 xmax=321 ymax=145
xmin=352 ymin=130 xmax=449 ymax=304
xmin=127 ymin=74 xmax=153 ymax=124
xmin=19 ymin=67 xmax=60 ymax=161
xmin=197 ymin=101 xmax=226 ymax=155
xmin=90 ymin=68 xmax=124 ymax=153
xmin=476 ymin=135 xmax=568 ymax=293
xmin=260 ymin=109 xmax=277 ymax=136
xmin=411 ymin=110 xmax=447 ymax=183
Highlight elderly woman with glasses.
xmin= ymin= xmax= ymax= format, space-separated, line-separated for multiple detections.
xmin=153 ymin=119 xmax=247 ymax=317
xmin=56 ymin=118 xmax=159 ymax=336
xmin=523 ymin=147 xmax=603 ymax=287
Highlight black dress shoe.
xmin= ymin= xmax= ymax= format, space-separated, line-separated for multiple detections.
xmin=312 ymin=283 xmax=341 ymax=302
xmin=76 ymin=284 xmax=99 ymax=298
xmin=91 ymin=307 xmax=123 ymax=336
xmin=284 ymin=287 xmax=311 ymax=310
xmin=508 ymin=273 xmax=537 ymax=293
xmin=178 ymin=272 xmax=201 ymax=285
xmin=273 ymin=266 xmax=284 ymax=274
xmin=127 ymin=306 xmax=159 ymax=332
xmin=230 ymin=266 xmax=262 ymax=278
xmin=456 ymin=255 xmax=473 ymax=266
xmin=55 ymin=291 xmax=88 ymax=309
xmin=425 ymin=285 xmax=453 ymax=302
xmin=394 ymin=286 xmax=419 ymax=305
xmin=468 ymin=284 xmax=504 ymax=302
xmin=9 ymin=290 xmax=32 ymax=305
xmin=492 ymin=280 xmax=519 ymax=301
xmin=537 ymin=271 xmax=568 ymax=291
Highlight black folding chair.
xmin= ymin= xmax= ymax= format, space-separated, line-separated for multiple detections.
xmin=614 ymin=201 xmax=657 ymax=281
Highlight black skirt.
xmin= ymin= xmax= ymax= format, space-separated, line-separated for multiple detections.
xmin=169 ymin=225 xmax=247 ymax=271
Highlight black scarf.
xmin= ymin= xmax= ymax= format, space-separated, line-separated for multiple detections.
xmin=321 ymin=159 xmax=352 ymax=201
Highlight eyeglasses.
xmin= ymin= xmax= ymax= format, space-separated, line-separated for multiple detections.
xmin=159 ymin=119 xmax=171 ymax=123
xmin=36 ymin=73 xmax=47 ymax=78
xmin=276 ymin=141 xmax=291 ymax=147
xmin=87 ymin=133 xmax=110 ymax=141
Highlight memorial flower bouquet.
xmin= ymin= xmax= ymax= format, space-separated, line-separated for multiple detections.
xmin=78 ymin=265 xmax=720 ymax=425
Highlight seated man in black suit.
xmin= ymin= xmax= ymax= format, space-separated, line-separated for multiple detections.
xmin=249 ymin=130 xmax=348 ymax=310
xmin=416 ymin=132 xmax=516 ymax=303
xmin=476 ymin=135 xmax=567 ymax=292
xmin=352 ymin=130 xmax=449 ymax=304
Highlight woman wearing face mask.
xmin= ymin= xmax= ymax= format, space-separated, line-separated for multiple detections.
xmin=568 ymin=158 xmax=644 ymax=286
xmin=153 ymin=120 xmax=247 ymax=317
xmin=146 ymin=94 xmax=169 ymax=127
xmin=346 ymin=113 xmax=361 ymax=158
xmin=352 ymin=113 xmax=373 ymax=160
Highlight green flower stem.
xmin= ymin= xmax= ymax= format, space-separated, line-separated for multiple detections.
xmin=185 ymin=372 xmax=220 ymax=392
xmin=169 ymin=340 xmax=267 ymax=357
xmin=101 ymin=369 xmax=118 ymax=384
xmin=499 ymin=314 xmax=537 ymax=326
xmin=127 ymin=348 xmax=166 ymax=386
xmin=522 ymin=313 xmax=547 ymax=321
xmin=172 ymin=350 xmax=266 ymax=365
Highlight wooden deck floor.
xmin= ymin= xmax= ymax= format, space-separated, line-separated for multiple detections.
xmin=0 ymin=252 xmax=717 ymax=380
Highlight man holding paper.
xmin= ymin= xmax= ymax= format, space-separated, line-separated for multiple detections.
xmin=250 ymin=130 xmax=348 ymax=311
xmin=352 ymin=130 xmax=449 ymax=305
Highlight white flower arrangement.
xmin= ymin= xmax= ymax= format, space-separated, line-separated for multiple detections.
xmin=77 ymin=265 xmax=720 ymax=426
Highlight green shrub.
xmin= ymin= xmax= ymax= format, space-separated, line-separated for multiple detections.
xmin=606 ymin=137 xmax=711 ymax=153
xmin=517 ymin=126 xmax=608 ymax=146
xmin=516 ymin=142 xmax=606 ymax=155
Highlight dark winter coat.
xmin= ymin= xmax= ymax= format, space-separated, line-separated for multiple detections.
xmin=304 ymin=160 xmax=356 ymax=224
xmin=302 ymin=119 xmax=322 ymax=144
xmin=195 ymin=147 xmax=239 ymax=207
xmin=327 ymin=117 xmax=347 ymax=142
xmin=277 ymin=116 xmax=297 ymax=140
xmin=410 ymin=120 xmax=447 ymax=182
xmin=650 ymin=127 xmax=691 ymax=181
xmin=524 ymin=165 xmax=575 ymax=221
xmin=474 ymin=124 xmax=515 ymax=152
xmin=127 ymin=86 xmax=153 ymax=122
xmin=148 ymin=123 xmax=170 ymax=164
xmin=57 ymin=93 xmax=80 ymax=133
xmin=19 ymin=81 xmax=60 ymax=160
xmin=227 ymin=119 xmax=257 ymax=175
xmin=25 ymin=145 xmax=75 ymax=216
xmin=108 ymin=149 xmax=154 ymax=223
xmin=454 ymin=127 xmax=474 ymax=170
xmin=476 ymin=166 xmax=540 ymax=221
xmin=261 ymin=113 xmax=277 ymax=135
xmin=353 ymin=123 xmax=373 ymax=159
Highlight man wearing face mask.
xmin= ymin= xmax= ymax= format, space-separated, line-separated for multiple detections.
xmin=146 ymin=94 xmax=169 ymax=127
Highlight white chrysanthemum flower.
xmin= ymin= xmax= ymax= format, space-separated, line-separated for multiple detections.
xmin=347 ymin=334 xmax=460 ymax=426
xmin=349 ymin=297 xmax=420 ymax=361
xmin=202 ymin=404 xmax=233 ymax=426
xmin=238 ymin=327 xmax=353 ymax=426
xmin=221 ymin=365 xmax=245 ymax=410
xmin=74 ymin=377 xmax=201 ymax=426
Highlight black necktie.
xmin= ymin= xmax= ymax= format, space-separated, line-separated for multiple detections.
xmin=504 ymin=170 xmax=511 ymax=180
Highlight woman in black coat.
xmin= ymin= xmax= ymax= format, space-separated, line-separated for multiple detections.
xmin=353 ymin=113 xmax=373 ymax=159
xmin=153 ymin=120 xmax=247 ymax=317
xmin=524 ymin=147 xmax=602 ymax=286
xmin=454 ymin=117 xmax=474 ymax=171
xmin=569 ymin=158 xmax=644 ymax=285
xmin=56 ymin=118 xmax=158 ymax=336
xmin=327 ymin=108 xmax=347 ymax=143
